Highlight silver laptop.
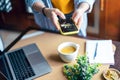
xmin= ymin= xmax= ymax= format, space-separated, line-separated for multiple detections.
xmin=0 ymin=43 xmax=52 ymax=80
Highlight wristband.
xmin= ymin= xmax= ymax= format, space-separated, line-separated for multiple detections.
xmin=42 ymin=7 xmax=47 ymax=16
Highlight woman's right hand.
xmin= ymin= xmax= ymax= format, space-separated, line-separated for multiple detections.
xmin=44 ymin=8 xmax=66 ymax=30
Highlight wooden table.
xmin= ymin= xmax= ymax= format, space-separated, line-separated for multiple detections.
xmin=10 ymin=31 xmax=111 ymax=80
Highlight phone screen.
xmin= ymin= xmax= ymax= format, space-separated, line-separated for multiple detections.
xmin=60 ymin=23 xmax=78 ymax=32
xmin=58 ymin=18 xmax=79 ymax=35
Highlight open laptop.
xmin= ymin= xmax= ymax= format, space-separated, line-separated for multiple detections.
xmin=0 ymin=43 xmax=52 ymax=80
xmin=0 ymin=28 xmax=52 ymax=80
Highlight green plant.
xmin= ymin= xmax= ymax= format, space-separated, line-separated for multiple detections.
xmin=63 ymin=55 xmax=100 ymax=80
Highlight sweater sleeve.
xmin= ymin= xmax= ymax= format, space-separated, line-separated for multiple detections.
xmin=84 ymin=0 xmax=95 ymax=13
xmin=25 ymin=0 xmax=43 ymax=7
xmin=74 ymin=0 xmax=95 ymax=13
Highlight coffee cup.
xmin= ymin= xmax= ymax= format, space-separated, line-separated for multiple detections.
xmin=57 ymin=42 xmax=80 ymax=62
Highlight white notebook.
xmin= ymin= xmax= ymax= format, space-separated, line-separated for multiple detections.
xmin=86 ymin=40 xmax=115 ymax=65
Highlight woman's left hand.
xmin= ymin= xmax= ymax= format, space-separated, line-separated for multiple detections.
xmin=72 ymin=8 xmax=84 ymax=29
xmin=72 ymin=2 xmax=89 ymax=29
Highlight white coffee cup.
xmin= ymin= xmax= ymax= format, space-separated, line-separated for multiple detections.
xmin=57 ymin=42 xmax=80 ymax=62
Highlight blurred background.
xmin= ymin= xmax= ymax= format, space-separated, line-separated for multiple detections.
xmin=0 ymin=0 xmax=120 ymax=48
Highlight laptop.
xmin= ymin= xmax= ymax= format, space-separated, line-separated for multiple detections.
xmin=0 ymin=43 xmax=52 ymax=80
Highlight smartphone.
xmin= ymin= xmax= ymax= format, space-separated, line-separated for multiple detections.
xmin=58 ymin=18 xmax=79 ymax=35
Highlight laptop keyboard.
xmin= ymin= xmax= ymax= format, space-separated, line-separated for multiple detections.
xmin=8 ymin=49 xmax=35 ymax=80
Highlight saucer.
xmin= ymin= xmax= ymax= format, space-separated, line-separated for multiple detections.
xmin=103 ymin=68 xmax=120 ymax=80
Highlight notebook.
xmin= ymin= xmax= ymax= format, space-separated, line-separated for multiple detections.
xmin=86 ymin=40 xmax=115 ymax=65
xmin=0 ymin=43 xmax=52 ymax=80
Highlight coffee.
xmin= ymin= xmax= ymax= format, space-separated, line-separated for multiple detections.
xmin=58 ymin=42 xmax=80 ymax=62
xmin=61 ymin=46 xmax=76 ymax=54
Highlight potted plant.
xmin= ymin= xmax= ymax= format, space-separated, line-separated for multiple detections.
xmin=63 ymin=55 xmax=100 ymax=80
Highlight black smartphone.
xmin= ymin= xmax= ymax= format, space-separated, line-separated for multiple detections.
xmin=58 ymin=18 xmax=79 ymax=35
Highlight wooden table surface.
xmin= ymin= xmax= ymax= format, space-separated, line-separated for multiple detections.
xmin=10 ymin=31 xmax=112 ymax=80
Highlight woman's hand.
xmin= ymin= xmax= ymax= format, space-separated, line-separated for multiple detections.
xmin=72 ymin=8 xmax=84 ymax=29
xmin=44 ymin=8 xmax=66 ymax=30
xmin=72 ymin=2 xmax=89 ymax=29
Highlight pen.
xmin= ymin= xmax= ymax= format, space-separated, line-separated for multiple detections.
xmin=93 ymin=42 xmax=98 ymax=59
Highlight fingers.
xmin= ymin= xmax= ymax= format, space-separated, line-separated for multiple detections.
xmin=72 ymin=10 xmax=83 ymax=29
xmin=45 ymin=8 xmax=65 ymax=30
xmin=51 ymin=11 xmax=60 ymax=30
xmin=72 ymin=10 xmax=80 ymax=25
xmin=77 ymin=16 xmax=83 ymax=29
xmin=72 ymin=11 xmax=77 ymax=23
xmin=54 ymin=8 xmax=66 ymax=19
xmin=50 ymin=8 xmax=65 ymax=30
xmin=44 ymin=8 xmax=62 ymax=30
